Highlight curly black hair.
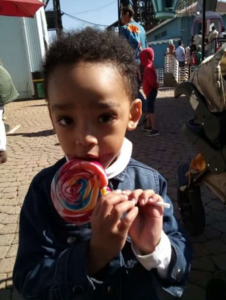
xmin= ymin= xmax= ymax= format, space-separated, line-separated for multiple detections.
xmin=43 ymin=27 xmax=138 ymax=101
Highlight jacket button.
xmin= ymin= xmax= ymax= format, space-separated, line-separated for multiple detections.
xmin=73 ymin=285 xmax=84 ymax=296
xmin=67 ymin=236 xmax=76 ymax=244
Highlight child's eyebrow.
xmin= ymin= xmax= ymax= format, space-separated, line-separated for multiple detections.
xmin=51 ymin=103 xmax=75 ymax=111
xmin=94 ymin=101 xmax=121 ymax=109
xmin=51 ymin=101 xmax=121 ymax=111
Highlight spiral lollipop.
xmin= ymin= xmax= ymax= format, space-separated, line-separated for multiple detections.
xmin=51 ymin=159 xmax=108 ymax=225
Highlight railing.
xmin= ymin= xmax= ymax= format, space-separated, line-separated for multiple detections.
xmin=204 ymin=38 xmax=226 ymax=58
xmin=162 ymin=39 xmax=226 ymax=88
xmin=164 ymin=54 xmax=179 ymax=82
xmin=157 ymin=68 xmax=164 ymax=87
xmin=178 ymin=66 xmax=189 ymax=83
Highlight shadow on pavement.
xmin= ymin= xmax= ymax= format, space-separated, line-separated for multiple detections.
xmin=8 ymin=129 xmax=54 ymax=137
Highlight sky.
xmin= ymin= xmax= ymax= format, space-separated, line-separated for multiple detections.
xmin=46 ymin=0 xmax=119 ymax=32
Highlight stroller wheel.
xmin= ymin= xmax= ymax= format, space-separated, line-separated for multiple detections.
xmin=177 ymin=186 xmax=205 ymax=236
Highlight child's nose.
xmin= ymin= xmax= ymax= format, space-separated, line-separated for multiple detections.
xmin=76 ymin=129 xmax=98 ymax=147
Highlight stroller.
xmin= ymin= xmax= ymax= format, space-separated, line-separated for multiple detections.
xmin=174 ymin=44 xmax=226 ymax=237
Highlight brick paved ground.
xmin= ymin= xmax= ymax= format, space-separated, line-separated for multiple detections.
xmin=0 ymin=91 xmax=226 ymax=300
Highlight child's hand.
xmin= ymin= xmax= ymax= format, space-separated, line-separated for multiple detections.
xmin=88 ymin=191 xmax=138 ymax=275
xmin=125 ymin=189 xmax=164 ymax=255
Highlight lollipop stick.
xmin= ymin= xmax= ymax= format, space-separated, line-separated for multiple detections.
xmin=101 ymin=187 xmax=108 ymax=196
xmin=151 ymin=201 xmax=170 ymax=209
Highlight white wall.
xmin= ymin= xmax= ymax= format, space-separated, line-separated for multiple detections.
xmin=0 ymin=7 xmax=49 ymax=99
xmin=0 ymin=16 xmax=33 ymax=98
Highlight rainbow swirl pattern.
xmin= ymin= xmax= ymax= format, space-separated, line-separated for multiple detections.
xmin=51 ymin=159 xmax=108 ymax=225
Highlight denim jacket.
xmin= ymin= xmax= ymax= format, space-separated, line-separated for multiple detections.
xmin=13 ymin=158 xmax=192 ymax=300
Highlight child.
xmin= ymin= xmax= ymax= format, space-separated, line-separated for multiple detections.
xmin=140 ymin=48 xmax=159 ymax=136
xmin=13 ymin=28 xmax=191 ymax=300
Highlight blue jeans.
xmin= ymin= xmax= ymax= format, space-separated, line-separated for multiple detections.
xmin=147 ymin=89 xmax=158 ymax=113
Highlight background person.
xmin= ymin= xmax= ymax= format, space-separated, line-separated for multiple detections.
xmin=175 ymin=40 xmax=185 ymax=67
xmin=120 ymin=4 xmax=147 ymax=121
xmin=0 ymin=63 xmax=19 ymax=163
xmin=140 ymin=48 xmax=159 ymax=137
xmin=209 ymin=26 xmax=219 ymax=42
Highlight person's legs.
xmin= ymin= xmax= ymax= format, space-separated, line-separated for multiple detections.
xmin=150 ymin=113 xmax=158 ymax=130
xmin=142 ymin=90 xmax=157 ymax=131
xmin=0 ymin=106 xmax=7 ymax=163
xmin=145 ymin=90 xmax=159 ymax=137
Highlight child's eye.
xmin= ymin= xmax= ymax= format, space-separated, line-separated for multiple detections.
xmin=58 ymin=117 xmax=74 ymax=126
xmin=98 ymin=114 xmax=115 ymax=123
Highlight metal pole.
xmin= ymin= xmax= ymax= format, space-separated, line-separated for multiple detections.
xmin=118 ymin=0 xmax=121 ymax=33
xmin=202 ymin=0 xmax=206 ymax=61
xmin=53 ymin=0 xmax=63 ymax=38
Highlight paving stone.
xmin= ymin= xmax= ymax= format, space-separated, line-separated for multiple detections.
xmin=0 ymin=224 xmax=17 ymax=235
xmin=0 ymin=198 xmax=18 ymax=206
xmin=0 ymin=247 xmax=10 ymax=260
xmin=208 ymin=201 xmax=225 ymax=211
xmin=204 ymin=240 xmax=226 ymax=255
xmin=204 ymin=227 xmax=222 ymax=240
xmin=181 ymin=283 xmax=206 ymax=300
xmin=212 ymin=254 xmax=226 ymax=271
xmin=212 ymin=222 xmax=226 ymax=234
xmin=205 ymin=214 xmax=217 ymax=226
xmin=6 ymin=244 xmax=18 ymax=258
xmin=192 ymin=257 xmax=216 ymax=273
xmin=0 ymin=234 xmax=14 ymax=246
xmin=11 ymin=288 xmax=24 ymax=300
xmin=204 ymin=206 xmax=213 ymax=215
xmin=0 ymin=274 xmax=7 ymax=289
xmin=6 ymin=274 xmax=13 ymax=289
xmin=189 ymin=234 xmax=206 ymax=243
xmin=0 ymin=289 xmax=11 ymax=299
xmin=220 ymin=234 xmax=226 ymax=245
xmin=2 ymin=192 xmax=17 ymax=200
xmin=193 ymin=243 xmax=210 ymax=258
xmin=0 ymin=206 xmax=20 ymax=215
xmin=0 ymin=257 xmax=16 ymax=273
xmin=215 ymin=211 xmax=226 ymax=222
xmin=0 ymin=215 xmax=18 ymax=225
xmin=2 ymin=187 xmax=18 ymax=193
xmin=0 ymin=214 xmax=7 ymax=223
xmin=12 ymin=235 xmax=18 ymax=245
xmin=189 ymin=270 xmax=213 ymax=288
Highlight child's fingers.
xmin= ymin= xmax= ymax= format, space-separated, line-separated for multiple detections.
xmin=94 ymin=191 xmax=128 ymax=219
xmin=147 ymin=194 xmax=164 ymax=214
xmin=148 ymin=193 xmax=163 ymax=204
xmin=138 ymin=189 xmax=156 ymax=206
xmin=127 ymin=189 xmax=144 ymax=203
xmin=117 ymin=206 xmax=139 ymax=235
xmin=108 ymin=199 xmax=136 ymax=226
xmin=121 ymin=190 xmax=132 ymax=196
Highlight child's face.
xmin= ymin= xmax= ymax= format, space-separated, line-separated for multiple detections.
xmin=48 ymin=62 xmax=141 ymax=168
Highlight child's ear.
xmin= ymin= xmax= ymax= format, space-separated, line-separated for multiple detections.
xmin=127 ymin=99 xmax=142 ymax=131
xmin=48 ymin=104 xmax=56 ymax=133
